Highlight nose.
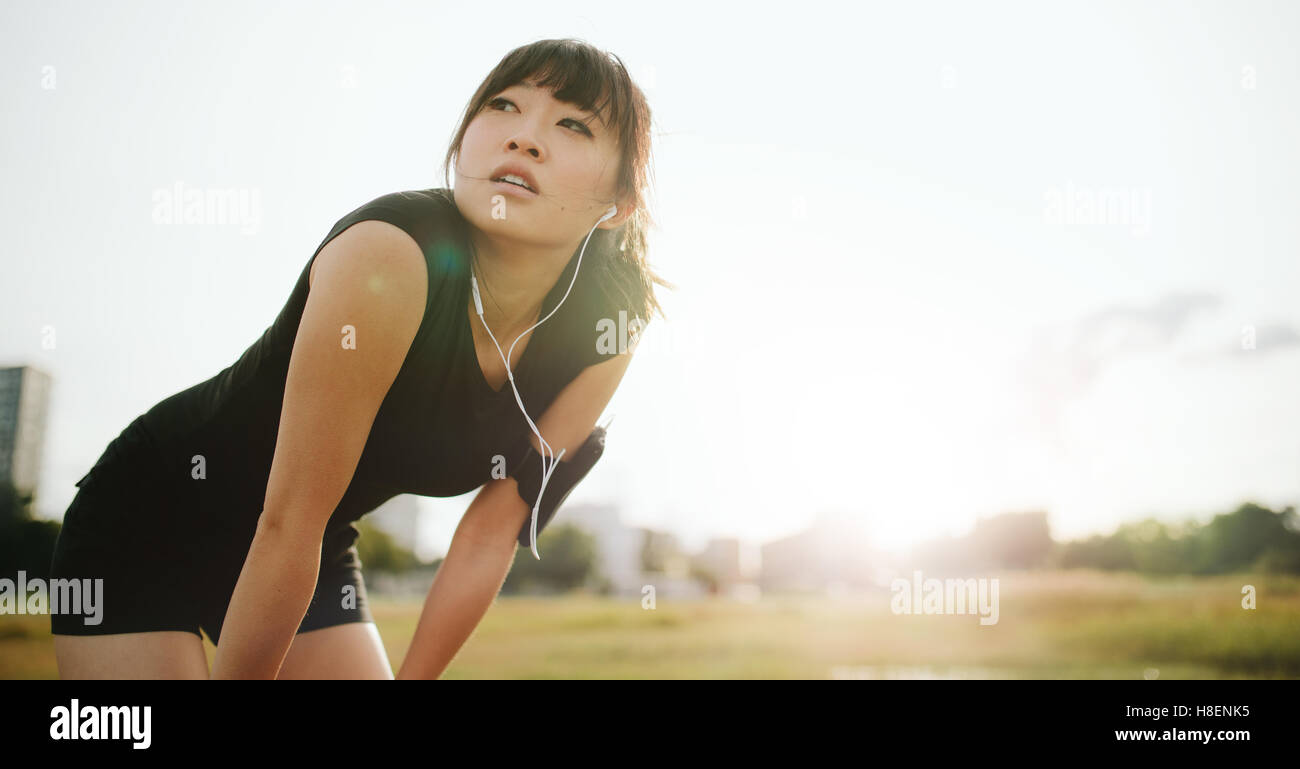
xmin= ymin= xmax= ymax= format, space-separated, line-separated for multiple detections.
xmin=505 ymin=137 xmax=542 ymax=160
xmin=503 ymin=118 xmax=544 ymax=160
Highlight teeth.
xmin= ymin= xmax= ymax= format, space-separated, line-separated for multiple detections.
xmin=496 ymin=174 xmax=534 ymax=191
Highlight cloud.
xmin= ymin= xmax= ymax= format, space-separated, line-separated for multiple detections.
xmin=1064 ymin=292 xmax=1222 ymax=382
xmin=1013 ymin=291 xmax=1223 ymax=453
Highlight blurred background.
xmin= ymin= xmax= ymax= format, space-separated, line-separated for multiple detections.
xmin=2 ymin=0 xmax=1298 ymax=678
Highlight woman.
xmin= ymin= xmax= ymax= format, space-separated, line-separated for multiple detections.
xmin=48 ymin=38 xmax=671 ymax=679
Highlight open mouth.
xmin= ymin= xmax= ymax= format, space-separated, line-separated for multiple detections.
xmin=491 ymin=174 xmax=536 ymax=193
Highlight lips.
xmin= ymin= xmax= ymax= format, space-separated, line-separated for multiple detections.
xmin=489 ymin=163 xmax=540 ymax=194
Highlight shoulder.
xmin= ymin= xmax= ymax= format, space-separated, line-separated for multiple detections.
xmin=313 ymin=187 xmax=470 ymax=288
xmin=355 ymin=188 xmax=455 ymax=216
xmin=310 ymin=218 xmax=428 ymax=291
xmin=337 ymin=188 xmax=463 ymax=249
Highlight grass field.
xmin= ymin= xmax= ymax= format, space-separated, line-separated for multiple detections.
xmin=4 ymin=570 xmax=1298 ymax=679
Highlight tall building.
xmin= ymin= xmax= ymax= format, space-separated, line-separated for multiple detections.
xmin=0 ymin=366 xmax=53 ymax=498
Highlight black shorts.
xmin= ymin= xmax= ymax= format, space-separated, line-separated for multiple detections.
xmin=48 ymin=464 xmax=374 ymax=645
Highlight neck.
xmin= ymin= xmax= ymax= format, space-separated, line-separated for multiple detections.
xmin=467 ymin=227 xmax=580 ymax=338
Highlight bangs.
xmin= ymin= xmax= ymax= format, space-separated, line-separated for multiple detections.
xmin=478 ymin=40 xmax=634 ymax=142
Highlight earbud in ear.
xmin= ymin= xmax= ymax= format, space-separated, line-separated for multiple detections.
xmin=601 ymin=205 xmax=618 ymax=222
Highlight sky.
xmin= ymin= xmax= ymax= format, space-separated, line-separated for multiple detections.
xmin=2 ymin=0 xmax=1297 ymax=556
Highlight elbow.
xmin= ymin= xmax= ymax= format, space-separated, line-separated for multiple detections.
xmin=254 ymin=508 xmax=326 ymax=552
xmin=452 ymin=512 xmax=526 ymax=555
xmin=483 ymin=478 xmax=541 ymax=538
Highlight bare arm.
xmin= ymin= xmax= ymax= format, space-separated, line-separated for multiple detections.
xmin=393 ymin=480 xmax=527 ymax=680
xmin=210 ymin=219 xmax=428 ymax=680
xmin=396 ymin=348 xmax=636 ymax=680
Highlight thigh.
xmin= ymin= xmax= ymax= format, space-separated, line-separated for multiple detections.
xmin=54 ymin=631 xmax=209 ymax=680
xmin=277 ymin=622 xmax=393 ymax=679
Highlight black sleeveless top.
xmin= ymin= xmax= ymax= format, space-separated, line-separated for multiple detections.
xmin=78 ymin=187 xmax=624 ymax=543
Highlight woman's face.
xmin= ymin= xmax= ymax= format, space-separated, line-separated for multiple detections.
xmin=454 ymin=78 xmax=626 ymax=247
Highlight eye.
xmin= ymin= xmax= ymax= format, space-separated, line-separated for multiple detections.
xmin=487 ymin=97 xmax=593 ymax=137
xmin=561 ymin=118 xmax=594 ymax=137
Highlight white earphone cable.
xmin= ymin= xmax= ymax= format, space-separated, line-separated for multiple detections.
xmin=471 ymin=204 xmax=617 ymax=559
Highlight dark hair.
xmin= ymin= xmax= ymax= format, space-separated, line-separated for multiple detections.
xmin=441 ymin=38 xmax=674 ymax=326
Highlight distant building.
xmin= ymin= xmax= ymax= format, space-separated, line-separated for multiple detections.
xmin=760 ymin=513 xmax=886 ymax=594
xmin=361 ymin=498 xmax=761 ymax=602
xmin=0 ymin=366 xmax=53 ymax=498
xmin=559 ymin=502 xmax=645 ymax=596
xmin=694 ymin=537 xmax=762 ymax=598
xmin=556 ymin=503 xmax=706 ymax=599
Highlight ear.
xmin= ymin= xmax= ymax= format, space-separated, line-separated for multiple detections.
xmin=598 ymin=194 xmax=636 ymax=230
